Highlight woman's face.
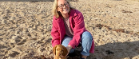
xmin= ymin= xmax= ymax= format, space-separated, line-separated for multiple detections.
xmin=57 ymin=0 xmax=70 ymax=15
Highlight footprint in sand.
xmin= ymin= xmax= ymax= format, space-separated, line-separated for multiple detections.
xmin=122 ymin=10 xmax=133 ymax=13
xmin=0 ymin=44 xmax=7 ymax=49
xmin=0 ymin=32 xmax=5 ymax=36
xmin=105 ymin=50 xmax=114 ymax=55
xmin=134 ymin=32 xmax=139 ymax=36
xmin=12 ymin=36 xmax=22 ymax=43
xmin=17 ymin=39 xmax=26 ymax=45
xmin=9 ymin=51 xmax=20 ymax=57
xmin=0 ymin=38 xmax=3 ymax=40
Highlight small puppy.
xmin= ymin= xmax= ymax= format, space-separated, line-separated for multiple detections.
xmin=53 ymin=44 xmax=68 ymax=59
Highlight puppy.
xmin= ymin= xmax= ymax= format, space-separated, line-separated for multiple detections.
xmin=53 ymin=44 xmax=68 ymax=59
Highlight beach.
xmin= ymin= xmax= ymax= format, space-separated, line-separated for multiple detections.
xmin=0 ymin=0 xmax=139 ymax=59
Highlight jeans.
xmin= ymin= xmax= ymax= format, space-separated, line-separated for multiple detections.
xmin=61 ymin=31 xmax=93 ymax=56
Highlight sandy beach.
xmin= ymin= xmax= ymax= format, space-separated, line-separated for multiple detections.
xmin=0 ymin=0 xmax=139 ymax=59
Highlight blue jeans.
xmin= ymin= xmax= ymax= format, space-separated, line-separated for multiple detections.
xmin=61 ymin=31 xmax=93 ymax=56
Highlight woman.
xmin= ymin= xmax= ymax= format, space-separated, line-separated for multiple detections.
xmin=51 ymin=0 xmax=94 ymax=59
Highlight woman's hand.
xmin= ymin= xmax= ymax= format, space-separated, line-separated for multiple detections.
xmin=66 ymin=45 xmax=72 ymax=56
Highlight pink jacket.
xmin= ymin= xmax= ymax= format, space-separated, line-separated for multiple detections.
xmin=51 ymin=9 xmax=94 ymax=53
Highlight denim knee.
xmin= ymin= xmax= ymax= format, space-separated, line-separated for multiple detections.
xmin=81 ymin=31 xmax=93 ymax=56
xmin=61 ymin=36 xmax=72 ymax=47
xmin=81 ymin=31 xmax=93 ymax=42
xmin=61 ymin=36 xmax=74 ymax=53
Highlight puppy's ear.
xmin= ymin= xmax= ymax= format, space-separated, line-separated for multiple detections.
xmin=62 ymin=46 xmax=68 ymax=56
xmin=53 ymin=45 xmax=57 ymax=55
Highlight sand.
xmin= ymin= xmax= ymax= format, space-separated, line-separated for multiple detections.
xmin=0 ymin=0 xmax=139 ymax=59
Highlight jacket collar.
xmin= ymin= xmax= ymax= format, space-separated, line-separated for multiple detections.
xmin=69 ymin=8 xmax=78 ymax=18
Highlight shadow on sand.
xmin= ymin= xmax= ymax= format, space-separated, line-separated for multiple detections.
xmin=87 ymin=41 xmax=139 ymax=59
xmin=12 ymin=38 xmax=139 ymax=59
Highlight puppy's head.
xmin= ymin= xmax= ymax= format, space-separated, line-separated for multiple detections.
xmin=53 ymin=44 xmax=68 ymax=56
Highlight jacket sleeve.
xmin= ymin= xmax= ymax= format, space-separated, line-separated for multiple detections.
xmin=68 ymin=12 xmax=85 ymax=48
xmin=51 ymin=17 xmax=60 ymax=47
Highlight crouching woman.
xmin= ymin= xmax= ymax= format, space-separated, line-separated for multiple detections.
xmin=51 ymin=0 xmax=94 ymax=59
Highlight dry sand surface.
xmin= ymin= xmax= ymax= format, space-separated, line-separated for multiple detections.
xmin=0 ymin=0 xmax=139 ymax=59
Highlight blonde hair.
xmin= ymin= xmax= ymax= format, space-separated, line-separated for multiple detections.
xmin=52 ymin=0 xmax=74 ymax=18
